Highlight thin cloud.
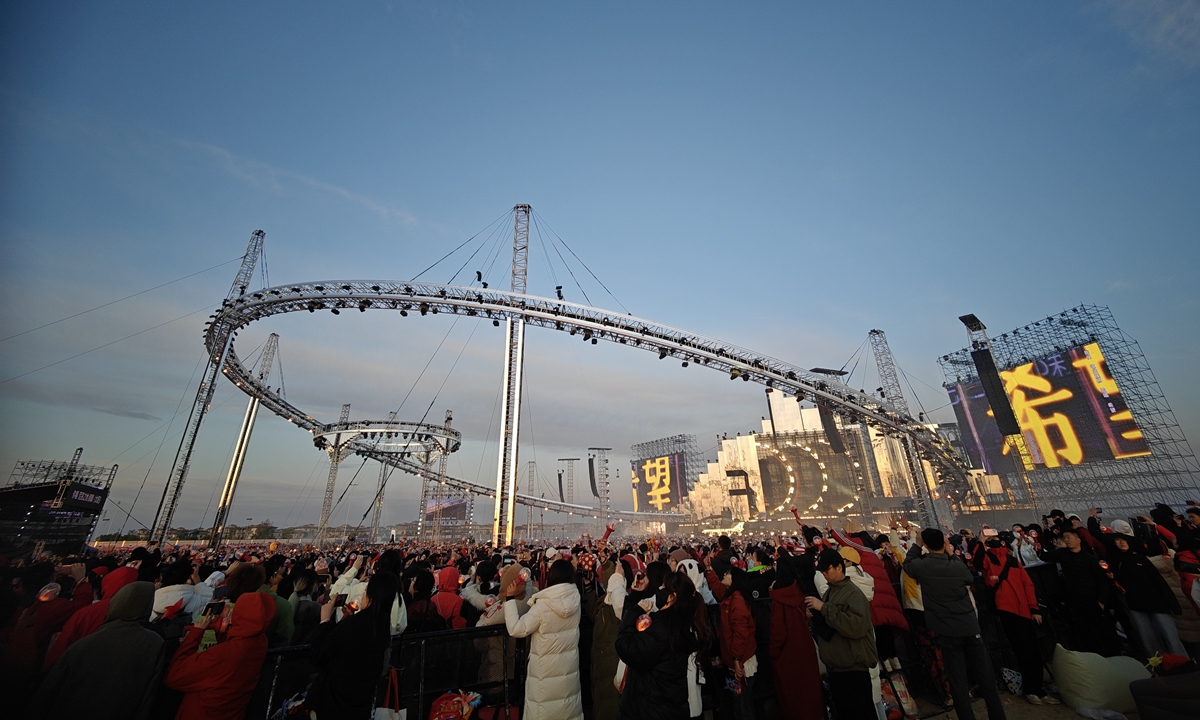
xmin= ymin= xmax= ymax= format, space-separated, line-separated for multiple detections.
xmin=1106 ymin=0 xmax=1200 ymax=70
xmin=179 ymin=140 xmax=419 ymax=224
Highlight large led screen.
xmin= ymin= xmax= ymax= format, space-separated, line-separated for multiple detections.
xmin=948 ymin=342 xmax=1150 ymax=475
xmin=630 ymin=453 xmax=688 ymax=512
xmin=424 ymin=498 xmax=468 ymax=522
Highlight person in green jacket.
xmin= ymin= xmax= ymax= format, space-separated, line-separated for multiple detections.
xmin=806 ymin=548 xmax=878 ymax=720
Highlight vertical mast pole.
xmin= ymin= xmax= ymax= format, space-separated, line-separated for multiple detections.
xmin=151 ymin=230 xmax=264 ymax=544
xmin=492 ymin=204 xmax=530 ymax=546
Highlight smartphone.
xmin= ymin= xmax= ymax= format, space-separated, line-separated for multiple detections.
xmin=333 ymin=594 xmax=348 ymax=608
xmin=202 ymin=600 xmax=225 ymax=617
xmin=1095 ymin=507 xmax=1103 ymax=514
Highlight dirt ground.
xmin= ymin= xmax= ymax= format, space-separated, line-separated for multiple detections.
xmin=915 ymin=694 xmax=1139 ymax=719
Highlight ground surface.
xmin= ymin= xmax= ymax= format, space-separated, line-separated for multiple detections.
xmin=916 ymin=695 xmax=1138 ymax=719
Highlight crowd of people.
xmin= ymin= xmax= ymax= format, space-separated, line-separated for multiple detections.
xmin=2 ymin=500 xmax=1199 ymax=720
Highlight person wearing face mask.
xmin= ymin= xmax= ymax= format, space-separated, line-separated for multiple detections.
xmin=614 ymin=572 xmax=711 ymax=720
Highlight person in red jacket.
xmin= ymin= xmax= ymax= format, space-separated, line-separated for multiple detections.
xmin=432 ymin=566 xmax=468 ymax=629
xmin=982 ymin=540 xmax=1057 ymax=706
xmin=768 ymin=553 xmax=823 ymax=720
xmin=43 ymin=566 xmax=138 ymax=670
xmin=10 ymin=563 xmax=92 ymax=673
xmin=164 ymin=592 xmax=274 ymax=720
xmin=831 ymin=527 xmax=908 ymax=670
xmin=706 ymin=557 xmax=756 ymax=720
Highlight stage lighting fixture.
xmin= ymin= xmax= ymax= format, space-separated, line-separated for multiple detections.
xmin=372 ymin=285 xmax=380 ymax=291
xmin=482 ymin=282 xmax=488 ymax=288
xmin=591 ymin=338 xmax=597 ymax=344
xmin=682 ymin=361 xmax=688 ymax=367
xmin=493 ymin=320 xmax=500 ymax=327
xmin=330 ymin=308 xmax=339 ymax=315
xmin=659 ymin=349 xmax=667 ymax=359
xmin=556 ymin=286 xmax=564 ymax=300
xmin=730 ymin=369 xmax=740 ymax=380
xmin=400 ymin=310 xmax=408 ymax=317
xmin=420 ymin=303 xmax=429 ymax=316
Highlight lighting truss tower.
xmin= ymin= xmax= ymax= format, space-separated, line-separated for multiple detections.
xmin=417 ymin=410 xmax=456 ymax=543
xmin=369 ymin=411 xmax=399 ymax=543
xmin=430 ymin=410 xmax=454 ymax=544
xmin=868 ymin=329 xmax=939 ymax=527
xmin=492 ymin=204 xmax=531 ymax=546
xmin=939 ymin=304 xmax=1199 ymax=515
xmin=209 ymin=333 xmax=279 ymax=548
xmin=526 ymin=461 xmax=537 ymax=541
xmin=150 ymin=230 xmax=264 ymax=544
xmin=315 ymin=403 xmax=353 ymax=546
xmin=559 ymin=458 xmax=579 ymax=504
xmin=589 ymin=447 xmax=612 ymax=524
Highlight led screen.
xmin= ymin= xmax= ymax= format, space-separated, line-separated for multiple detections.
xmin=948 ymin=342 xmax=1150 ymax=475
xmin=630 ymin=453 xmax=688 ymax=512
xmin=424 ymin=498 xmax=467 ymax=522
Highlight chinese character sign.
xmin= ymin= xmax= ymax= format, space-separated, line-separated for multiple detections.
xmin=630 ymin=453 xmax=688 ymax=512
xmin=948 ymin=342 xmax=1150 ymax=475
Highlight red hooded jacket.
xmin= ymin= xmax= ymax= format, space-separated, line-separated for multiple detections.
xmin=165 ymin=592 xmax=274 ymax=720
xmin=832 ymin=529 xmax=909 ymax=632
xmin=43 ymin=566 xmax=138 ymax=670
xmin=982 ymin=547 xmax=1039 ymax=619
xmin=432 ymin=567 xmax=466 ymax=629
xmin=707 ymin=570 xmax=756 ymax=668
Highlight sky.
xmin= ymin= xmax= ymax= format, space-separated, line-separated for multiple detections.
xmin=2 ymin=1 xmax=1198 ymax=535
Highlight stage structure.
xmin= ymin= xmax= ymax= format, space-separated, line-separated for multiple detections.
xmin=161 ymin=208 xmax=984 ymax=544
xmin=939 ymin=304 xmax=1200 ymax=516
xmin=313 ymin=408 xmax=462 ymax=546
xmin=629 ymin=435 xmax=703 ymax=515
xmin=590 ymin=448 xmax=612 ymax=524
xmin=558 ymin=458 xmax=580 ymax=504
xmin=1 ymin=449 xmax=116 ymax=555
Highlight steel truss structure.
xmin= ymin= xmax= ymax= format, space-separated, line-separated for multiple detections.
xmin=159 ymin=220 xmax=983 ymax=541
xmin=8 ymin=449 xmax=117 ymax=492
xmin=630 ymin=434 xmax=705 ymax=495
xmin=938 ymin=304 xmax=1200 ymax=516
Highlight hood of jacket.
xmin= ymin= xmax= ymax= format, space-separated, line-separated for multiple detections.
xmin=106 ymin=581 xmax=156 ymax=622
xmin=677 ymin=559 xmax=705 ymax=588
xmin=101 ymin=566 xmax=139 ymax=600
xmin=153 ymin=582 xmax=199 ymax=615
xmin=768 ymin=581 xmax=805 ymax=607
xmin=531 ymin=581 xmax=580 ymax=619
xmin=228 ymin=592 xmax=275 ymax=639
xmin=437 ymin=567 xmax=461 ymax=594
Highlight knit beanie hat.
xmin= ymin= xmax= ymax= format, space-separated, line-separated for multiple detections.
xmin=669 ymin=549 xmax=690 ymax=564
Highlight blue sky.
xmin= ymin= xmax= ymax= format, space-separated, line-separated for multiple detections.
xmin=2 ymin=2 xmax=1197 ymax=533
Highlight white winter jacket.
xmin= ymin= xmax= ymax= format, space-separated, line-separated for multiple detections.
xmin=504 ymin=582 xmax=584 ymax=720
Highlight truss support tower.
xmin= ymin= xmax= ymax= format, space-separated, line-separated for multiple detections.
xmin=150 ymin=230 xmax=264 ymax=544
xmin=209 ymin=333 xmax=279 ymax=548
xmin=868 ymin=329 xmax=939 ymax=527
xmin=316 ymin=403 xmax=353 ymax=546
xmin=492 ymin=204 xmax=531 ymax=546
xmin=559 ymin=458 xmax=579 ymax=505
xmin=589 ymin=448 xmax=612 ymax=527
xmin=369 ymin=411 xmax=399 ymax=543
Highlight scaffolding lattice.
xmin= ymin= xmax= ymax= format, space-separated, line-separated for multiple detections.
xmin=937 ymin=304 xmax=1200 ymax=516
xmin=630 ymin=434 xmax=704 ymax=492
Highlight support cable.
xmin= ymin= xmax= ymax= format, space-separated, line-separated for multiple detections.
xmin=533 ymin=211 xmax=629 ymax=314
xmin=411 ymin=210 xmax=512 ymax=282
xmin=0 ymin=257 xmax=241 ymax=343
xmin=0 ymin=303 xmax=219 ymax=385
xmin=533 ymin=214 xmax=592 ymax=306
xmin=447 ymin=213 xmax=511 ymax=286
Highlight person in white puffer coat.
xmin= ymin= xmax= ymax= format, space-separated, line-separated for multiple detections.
xmin=503 ymin=559 xmax=584 ymax=720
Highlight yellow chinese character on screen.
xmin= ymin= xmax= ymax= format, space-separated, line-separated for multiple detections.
xmin=1001 ymin=363 xmax=1084 ymax=468
xmin=642 ymin=456 xmax=673 ymax=511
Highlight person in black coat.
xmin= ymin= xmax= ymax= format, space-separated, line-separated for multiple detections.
xmin=27 ymin=581 xmax=164 ymax=720
xmin=1108 ymin=534 xmax=1187 ymax=658
xmin=306 ymin=571 xmax=399 ymax=720
xmin=615 ymin=572 xmax=710 ymax=720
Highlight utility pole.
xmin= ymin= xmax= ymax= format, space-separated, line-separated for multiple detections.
xmin=492 ymin=204 xmax=530 ymax=546
xmin=209 ymin=333 xmax=279 ymax=548
xmin=315 ymin=403 xmax=353 ymax=547
xmin=151 ymin=231 xmax=264 ymax=544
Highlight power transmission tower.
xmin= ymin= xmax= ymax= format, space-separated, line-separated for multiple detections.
xmin=151 ymin=230 xmax=264 ymax=544
xmin=369 ymin=410 xmax=399 ymax=543
xmin=492 ymin=204 xmax=530 ymax=546
xmin=209 ymin=333 xmax=279 ymax=548
xmin=868 ymin=329 xmax=939 ymax=528
xmin=316 ymin=403 xmax=353 ymax=546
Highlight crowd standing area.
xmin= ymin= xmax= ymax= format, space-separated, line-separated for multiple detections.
xmin=3 ymin=503 xmax=1200 ymax=720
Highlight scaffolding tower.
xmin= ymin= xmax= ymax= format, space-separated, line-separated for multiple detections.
xmin=629 ymin=435 xmax=704 ymax=493
xmin=558 ymin=458 xmax=579 ymax=504
xmin=938 ymin=304 xmax=1200 ymax=515
xmin=589 ymin=448 xmax=611 ymax=525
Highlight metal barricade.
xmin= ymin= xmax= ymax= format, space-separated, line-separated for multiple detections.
xmin=259 ymin=625 xmax=527 ymax=720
